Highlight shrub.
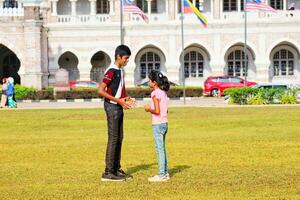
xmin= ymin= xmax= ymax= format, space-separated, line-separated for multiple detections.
xmin=224 ymin=87 xmax=298 ymax=105
xmin=280 ymin=90 xmax=297 ymax=104
xmin=224 ymin=87 xmax=258 ymax=105
xmin=247 ymin=92 xmax=267 ymax=105
xmin=15 ymin=85 xmax=37 ymax=100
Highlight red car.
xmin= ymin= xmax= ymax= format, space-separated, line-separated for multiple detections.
xmin=69 ymin=80 xmax=100 ymax=89
xmin=204 ymin=76 xmax=256 ymax=97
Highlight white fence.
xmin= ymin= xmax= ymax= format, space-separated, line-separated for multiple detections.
xmin=0 ymin=7 xmax=24 ymax=16
xmin=57 ymin=15 xmax=111 ymax=23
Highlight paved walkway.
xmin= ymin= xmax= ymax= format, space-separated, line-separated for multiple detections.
xmin=2 ymin=98 xmax=299 ymax=110
xmin=11 ymin=97 xmax=226 ymax=109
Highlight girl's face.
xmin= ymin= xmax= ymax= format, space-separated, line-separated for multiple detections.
xmin=148 ymin=79 xmax=157 ymax=89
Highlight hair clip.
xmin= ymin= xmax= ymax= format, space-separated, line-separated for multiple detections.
xmin=158 ymin=73 xmax=163 ymax=78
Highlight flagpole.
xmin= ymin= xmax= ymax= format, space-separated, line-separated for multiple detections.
xmin=120 ymin=0 xmax=124 ymax=44
xmin=180 ymin=0 xmax=186 ymax=104
xmin=244 ymin=0 xmax=247 ymax=86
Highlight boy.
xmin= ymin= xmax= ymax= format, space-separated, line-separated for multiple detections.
xmin=98 ymin=45 xmax=134 ymax=182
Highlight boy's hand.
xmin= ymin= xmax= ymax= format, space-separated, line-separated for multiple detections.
xmin=144 ymin=104 xmax=151 ymax=112
xmin=126 ymin=97 xmax=136 ymax=108
xmin=118 ymin=98 xmax=131 ymax=109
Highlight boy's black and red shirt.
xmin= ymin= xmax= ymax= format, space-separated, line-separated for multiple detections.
xmin=102 ymin=65 xmax=126 ymax=104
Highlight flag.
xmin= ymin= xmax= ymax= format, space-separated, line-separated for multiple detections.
xmin=183 ymin=0 xmax=207 ymax=27
xmin=246 ymin=0 xmax=276 ymax=12
xmin=122 ymin=0 xmax=149 ymax=23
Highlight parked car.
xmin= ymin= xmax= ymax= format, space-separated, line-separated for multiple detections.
xmin=253 ymin=83 xmax=300 ymax=89
xmin=253 ymin=83 xmax=300 ymax=103
xmin=204 ymin=76 xmax=256 ymax=97
xmin=137 ymin=81 xmax=178 ymax=87
xmin=69 ymin=80 xmax=100 ymax=89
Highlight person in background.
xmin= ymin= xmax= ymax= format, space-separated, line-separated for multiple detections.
xmin=1 ymin=78 xmax=8 ymax=108
xmin=6 ymin=77 xmax=17 ymax=108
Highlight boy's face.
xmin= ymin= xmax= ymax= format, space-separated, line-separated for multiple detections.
xmin=116 ymin=55 xmax=130 ymax=67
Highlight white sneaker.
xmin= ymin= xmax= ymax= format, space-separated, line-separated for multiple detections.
xmin=164 ymin=173 xmax=170 ymax=180
xmin=148 ymin=175 xmax=169 ymax=182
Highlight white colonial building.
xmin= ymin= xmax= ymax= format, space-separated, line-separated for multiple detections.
xmin=0 ymin=0 xmax=299 ymax=89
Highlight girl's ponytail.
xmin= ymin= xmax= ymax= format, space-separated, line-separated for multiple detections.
xmin=160 ymin=76 xmax=170 ymax=92
xmin=148 ymin=70 xmax=170 ymax=92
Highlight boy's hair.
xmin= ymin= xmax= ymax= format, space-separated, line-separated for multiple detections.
xmin=115 ymin=44 xmax=131 ymax=60
xmin=148 ymin=70 xmax=170 ymax=92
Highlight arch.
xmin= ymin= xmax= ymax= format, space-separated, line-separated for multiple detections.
xmin=57 ymin=0 xmax=71 ymax=15
xmin=58 ymin=51 xmax=80 ymax=81
xmin=134 ymin=45 xmax=166 ymax=85
xmin=0 ymin=44 xmax=21 ymax=84
xmin=178 ymin=44 xmax=211 ymax=85
xmin=177 ymin=41 xmax=212 ymax=62
xmin=222 ymin=40 xmax=257 ymax=62
xmin=269 ymin=42 xmax=300 ymax=82
xmin=268 ymin=40 xmax=300 ymax=60
xmin=132 ymin=42 xmax=168 ymax=62
xmin=223 ymin=43 xmax=256 ymax=80
xmin=90 ymin=51 xmax=111 ymax=82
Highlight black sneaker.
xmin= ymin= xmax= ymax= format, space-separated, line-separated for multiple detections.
xmin=101 ymin=172 xmax=126 ymax=182
xmin=117 ymin=169 xmax=133 ymax=180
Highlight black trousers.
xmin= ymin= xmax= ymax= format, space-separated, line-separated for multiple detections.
xmin=104 ymin=101 xmax=124 ymax=173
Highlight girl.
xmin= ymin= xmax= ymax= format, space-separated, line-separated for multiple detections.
xmin=144 ymin=70 xmax=170 ymax=182
xmin=6 ymin=77 xmax=17 ymax=108
xmin=1 ymin=78 xmax=8 ymax=108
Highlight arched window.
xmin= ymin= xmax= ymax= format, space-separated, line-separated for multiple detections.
xmin=223 ymin=0 xmax=237 ymax=11
xmin=58 ymin=52 xmax=80 ymax=81
xmin=140 ymin=52 xmax=161 ymax=79
xmin=136 ymin=0 xmax=157 ymax=13
xmin=273 ymin=49 xmax=294 ymax=76
xmin=227 ymin=50 xmax=248 ymax=76
xmin=97 ymin=0 xmax=110 ymax=14
xmin=90 ymin=51 xmax=111 ymax=82
xmin=270 ymin=0 xmax=283 ymax=10
xmin=184 ymin=51 xmax=204 ymax=78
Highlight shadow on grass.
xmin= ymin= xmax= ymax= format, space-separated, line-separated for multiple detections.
xmin=169 ymin=165 xmax=191 ymax=176
xmin=127 ymin=163 xmax=156 ymax=174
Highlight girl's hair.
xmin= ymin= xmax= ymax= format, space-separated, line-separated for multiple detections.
xmin=148 ymin=70 xmax=170 ymax=92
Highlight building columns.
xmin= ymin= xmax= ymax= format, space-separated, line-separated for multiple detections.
xmin=109 ymin=0 xmax=114 ymax=14
xmin=89 ymin=0 xmax=96 ymax=15
xmin=70 ymin=0 xmax=77 ymax=16
xmin=146 ymin=0 xmax=152 ymax=18
xmin=0 ymin=0 xmax=4 ymax=8
xmin=51 ymin=0 xmax=58 ymax=16
xmin=283 ymin=0 xmax=287 ymax=10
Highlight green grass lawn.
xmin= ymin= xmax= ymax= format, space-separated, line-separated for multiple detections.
xmin=0 ymin=107 xmax=300 ymax=200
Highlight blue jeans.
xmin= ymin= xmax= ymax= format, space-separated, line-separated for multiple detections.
xmin=152 ymin=123 xmax=168 ymax=176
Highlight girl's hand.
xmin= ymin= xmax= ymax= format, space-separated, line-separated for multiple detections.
xmin=144 ymin=104 xmax=151 ymax=112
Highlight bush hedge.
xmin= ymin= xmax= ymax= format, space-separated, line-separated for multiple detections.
xmin=55 ymin=87 xmax=203 ymax=99
xmin=0 ymin=85 xmax=54 ymax=100
xmin=224 ymin=87 xmax=298 ymax=105
xmin=0 ymin=85 xmax=203 ymax=100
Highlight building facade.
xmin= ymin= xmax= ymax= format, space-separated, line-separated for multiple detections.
xmin=0 ymin=0 xmax=299 ymax=89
